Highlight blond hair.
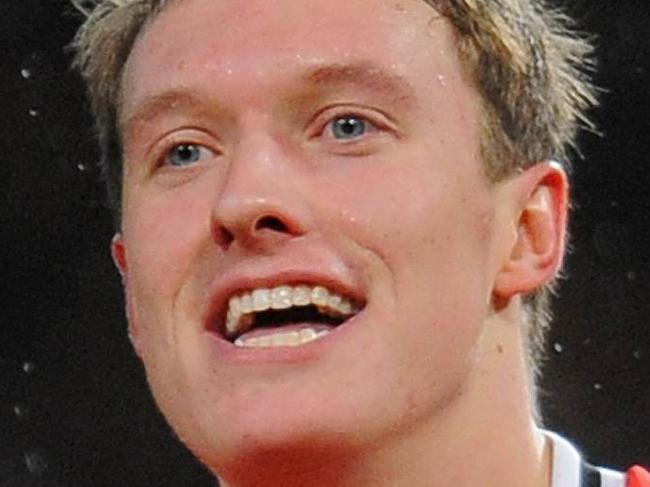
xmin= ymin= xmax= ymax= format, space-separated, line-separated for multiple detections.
xmin=71 ymin=0 xmax=597 ymax=378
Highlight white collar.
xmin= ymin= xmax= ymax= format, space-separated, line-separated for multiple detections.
xmin=544 ymin=430 xmax=625 ymax=487
xmin=545 ymin=430 xmax=582 ymax=487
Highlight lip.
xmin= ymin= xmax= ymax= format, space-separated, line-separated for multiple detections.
xmin=203 ymin=268 xmax=367 ymax=340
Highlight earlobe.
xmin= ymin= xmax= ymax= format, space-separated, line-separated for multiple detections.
xmin=493 ymin=163 xmax=568 ymax=304
xmin=110 ymin=233 xmax=143 ymax=357
xmin=111 ymin=233 xmax=128 ymax=277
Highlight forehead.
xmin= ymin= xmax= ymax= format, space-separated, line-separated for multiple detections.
xmin=134 ymin=0 xmax=443 ymax=59
xmin=121 ymin=0 xmax=463 ymax=114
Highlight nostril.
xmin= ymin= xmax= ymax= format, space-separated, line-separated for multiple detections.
xmin=255 ymin=215 xmax=289 ymax=233
xmin=214 ymin=225 xmax=235 ymax=248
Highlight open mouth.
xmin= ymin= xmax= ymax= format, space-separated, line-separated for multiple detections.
xmin=221 ymin=284 xmax=364 ymax=348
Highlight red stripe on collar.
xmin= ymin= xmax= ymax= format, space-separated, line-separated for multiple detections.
xmin=627 ymin=466 xmax=650 ymax=487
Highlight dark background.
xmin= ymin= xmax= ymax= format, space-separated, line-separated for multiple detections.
xmin=1 ymin=0 xmax=649 ymax=486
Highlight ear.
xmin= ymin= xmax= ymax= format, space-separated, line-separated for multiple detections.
xmin=111 ymin=233 xmax=143 ymax=357
xmin=111 ymin=233 xmax=128 ymax=277
xmin=493 ymin=162 xmax=568 ymax=304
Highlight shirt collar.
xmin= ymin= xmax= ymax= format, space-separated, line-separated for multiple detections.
xmin=544 ymin=430 xmax=582 ymax=487
xmin=543 ymin=429 xmax=625 ymax=487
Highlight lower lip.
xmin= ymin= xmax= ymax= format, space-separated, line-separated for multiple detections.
xmin=204 ymin=314 xmax=362 ymax=366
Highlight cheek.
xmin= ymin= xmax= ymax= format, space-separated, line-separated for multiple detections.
xmin=315 ymin=157 xmax=495 ymax=285
xmin=394 ymin=192 xmax=495 ymax=338
xmin=125 ymin=178 xmax=215 ymax=271
xmin=121 ymin=182 xmax=217 ymax=338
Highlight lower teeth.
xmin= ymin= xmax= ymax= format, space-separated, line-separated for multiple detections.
xmin=233 ymin=328 xmax=330 ymax=348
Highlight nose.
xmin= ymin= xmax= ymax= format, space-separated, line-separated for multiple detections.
xmin=212 ymin=198 xmax=305 ymax=251
xmin=211 ymin=135 xmax=308 ymax=252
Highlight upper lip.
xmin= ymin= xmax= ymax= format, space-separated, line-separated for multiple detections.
xmin=203 ymin=268 xmax=366 ymax=338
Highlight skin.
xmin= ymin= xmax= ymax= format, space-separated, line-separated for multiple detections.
xmin=113 ymin=0 xmax=568 ymax=485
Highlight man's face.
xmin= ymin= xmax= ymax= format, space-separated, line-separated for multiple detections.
xmin=118 ymin=0 xmax=509 ymax=470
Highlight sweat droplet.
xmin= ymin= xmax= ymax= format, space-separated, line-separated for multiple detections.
xmin=21 ymin=68 xmax=31 ymax=79
xmin=593 ymin=383 xmax=603 ymax=391
xmin=28 ymin=109 xmax=39 ymax=117
xmin=23 ymin=362 xmax=35 ymax=373
xmin=553 ymin=342 xmax=563 ymax=353
xmin=77 ymin=164 xmax=86 ymax=172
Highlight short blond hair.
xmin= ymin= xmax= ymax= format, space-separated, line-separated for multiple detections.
xmin=71 ymin=0 xmax=597 ymax=378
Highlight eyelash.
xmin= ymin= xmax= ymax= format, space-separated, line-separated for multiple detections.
xmin=151 ymin=129 xmax=219 ymax=169
xmin=162 ymin=142 xmax=216 ymax=167
xmin=315 ymin=107 xmax=391 ymax=142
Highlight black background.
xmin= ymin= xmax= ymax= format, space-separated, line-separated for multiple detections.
xmin=1 ymin=1 xmax=649 ymax=486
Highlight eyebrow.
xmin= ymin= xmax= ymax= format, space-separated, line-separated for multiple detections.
xmin=121 ymin=90 xmax=209 ymax=142
xmin=303 ymin=63 xmax=416 ymax=103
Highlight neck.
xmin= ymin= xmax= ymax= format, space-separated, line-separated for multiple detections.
xmin=218 ymin=306 xmax=552 ymax=487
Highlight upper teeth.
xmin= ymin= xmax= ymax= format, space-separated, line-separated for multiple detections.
xmin=225 ymin=284 xmax=360 ymax=338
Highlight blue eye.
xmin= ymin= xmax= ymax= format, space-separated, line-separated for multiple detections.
xmin=330 ymin=116 xmax=370 ymax=140
xmin=166 ymin=143 xmax=213 ymax=167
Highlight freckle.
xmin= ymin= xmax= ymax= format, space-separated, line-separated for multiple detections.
xmin=406 ymin=391 xmax=418 ymax=413
xmin=497 ymin=344 xmax=504 ymax=354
